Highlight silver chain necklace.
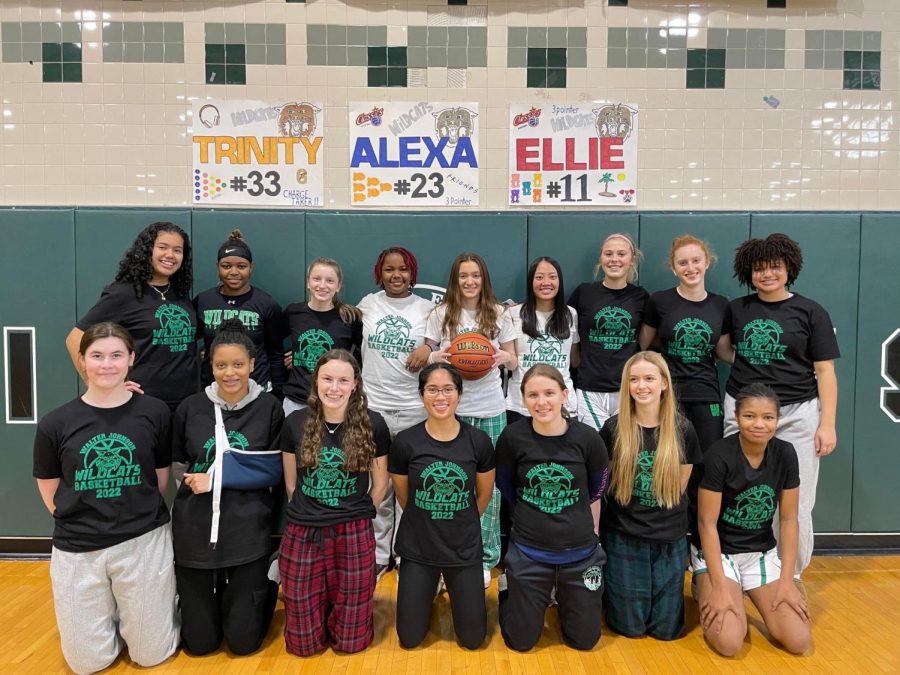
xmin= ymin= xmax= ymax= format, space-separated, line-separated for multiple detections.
xmin=148 ymin=283 xmax=170 ymax=301
xmin=323 ymin=421 xmax=343 ymax=435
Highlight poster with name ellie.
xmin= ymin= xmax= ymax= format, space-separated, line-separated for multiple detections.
xmin=508 ymin=103 xmax=638 ymax=207
xmin=349 ymin=102 xmax=479 ymax=207
xmin=191 ymin=100 xmax=324 ymax=207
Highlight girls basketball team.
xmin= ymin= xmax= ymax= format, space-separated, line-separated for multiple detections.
xmin=35 ymin=223 xmax=835 ymax=671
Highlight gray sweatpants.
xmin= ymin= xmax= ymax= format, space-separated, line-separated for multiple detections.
xmin=724 ymin=395 xmax=820 ymax=577
xmin=50 ymin=524 xmax=180 ymax=675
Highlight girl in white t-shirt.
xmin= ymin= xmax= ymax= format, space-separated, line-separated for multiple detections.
xmin=425 ymin=252 xmax=517 ymax=586
xmin=506 ymin=256 xmax=579 ymax=423
xmin=358 ymin=247 xmax=434 ymax=579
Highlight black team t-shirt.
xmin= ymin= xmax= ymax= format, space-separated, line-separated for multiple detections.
xmin=32 ymin=394 xmax=172 ymax=553
xmin=568 ymin=282 xmax=649 ymax=392
xmin=194 ymin=286 xmax=285 ymax=390
xmin=171 ymin=392 xmax=284 ymax=568
xmin=700 ymin=434 xmax=800 ymax=554
xmin=77 ymin=282 xmax=199 ymax=409
xmin=281 ymin=408 xmax=390 ymax=527
xmin=282 ymin=303 xmax=363 ymax=404
xmin=389 ymin=421 xmax=495 ymax=567
xmin=643 ymin=288 xmax=729 ymax=403
xmin=496 ymin=419 xmax=610 ymax=552
xmin=725 ymin=294 xmax=840 ymax=404
xmin=600 ymin=415 xmax=702 ymax=543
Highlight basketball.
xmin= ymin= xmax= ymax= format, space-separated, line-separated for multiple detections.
xmin=448 ymin=332 xmax=495 ymax=380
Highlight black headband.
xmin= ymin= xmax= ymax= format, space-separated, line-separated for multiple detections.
xmin=217 ymin=239 xmax=252 ymax=262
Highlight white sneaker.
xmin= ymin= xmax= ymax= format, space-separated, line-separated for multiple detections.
xmin=483 ymin=569 xmax=492 ymax=589
xmin=436 ymin=574 xmax=445 ymax=596
xmin=497 ymin=572 xmax=508 ymax=592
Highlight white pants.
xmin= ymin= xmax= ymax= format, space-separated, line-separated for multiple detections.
xmin=50 ymin=524 xmax=180 ymax=675
xmin=575 ymin=390 xmax=621 ymax=431
xmin=373 ymin=407 xmax=429 ymax=565
xmin=724 ymin=395 xmax=820 ymax=577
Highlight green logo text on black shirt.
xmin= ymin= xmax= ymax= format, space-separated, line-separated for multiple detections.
xmin=522 ymin=462 xmax=579 ymax=514
xmin=669 ymin=317 xmax=713 ymax=363
xmin=737 ymin=319 xmax=788 ymax=365
xmin=294 ymin=329 xmax=335 ymax=371
xmin=153 ymin=304 xmax=195 ymax=353
xmin=415 ymin=461 xmax=469 ymax=520
xmin=194 ymin=430 xmax=249 ymax=473
xmin=302 ymin=447 xmax=356 ymax=506
xmin=722 ymin=484 xmax=777 ymax=530
xmin=75 ymin=433 xmax=141 ymax=499
xmin=589 ymin=306 xmax=635 ymax=349
xmin=632 ymin=450 xmax=658 ymax=507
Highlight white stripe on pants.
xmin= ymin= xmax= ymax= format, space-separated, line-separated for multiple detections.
xmin=724 ymin=395 xmax=820 ymax=577
xmin=50 ymin=524 xmax=180 ymax=675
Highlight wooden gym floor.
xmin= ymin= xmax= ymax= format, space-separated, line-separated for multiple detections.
xmin=1 ymin=555 xmax=898 ymax=674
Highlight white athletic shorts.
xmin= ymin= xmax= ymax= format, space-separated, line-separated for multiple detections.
xmin=690 ymin=544 xmax=782 ymax=592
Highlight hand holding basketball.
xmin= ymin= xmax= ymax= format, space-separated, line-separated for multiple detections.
xmin=448 ymin=332 xmax=495 ymax=380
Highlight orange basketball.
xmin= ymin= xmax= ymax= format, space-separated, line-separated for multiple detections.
xmin=448 ymin=332 xmax=496 ymax=380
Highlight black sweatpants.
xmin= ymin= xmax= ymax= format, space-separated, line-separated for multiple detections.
xmin=500 ymin=542 xmax=606 ymax=652
xmin=681 ymin=400 xmax=724 ymax=543
xmin=396 ymin=560 xmax=486 ymax=650
xmin=175 ymin=555 xmax=278 ymax=655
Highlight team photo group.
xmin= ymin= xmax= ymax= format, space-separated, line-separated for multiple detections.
xmin=33 ymin=221 xmax=838 ymax=673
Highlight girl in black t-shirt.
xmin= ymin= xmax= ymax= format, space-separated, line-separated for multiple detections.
xmin=282 ymin=258 xmax=363 ymax=416
xmin=496 ymin=364 xmax=610 ymax=652
xmin=568 ymin=233 xmax=649 ymax=431
xmin=694 ymin=384 xmax=810 ymax=657
xmin=389 ymin=363 xmax=495 ymax=650
xmin=66 ymin=222 xmax=199 ymax=411
xmin=194 ymin=229 xmax=285 ymax=393
xmin=34 ymin=322 xmax=178 ymax=674
xmin=600 ymin=352 xmax=700 ymax=640
xmin=171 ymin=319 xmax=284 ymax=656
xmin=640 ymin=235 xmax=730 ymax=452
xmin=723 ymin=233 xmax=839 ymax=579
xmin=279 ymin=349 xmax=390 ymax=657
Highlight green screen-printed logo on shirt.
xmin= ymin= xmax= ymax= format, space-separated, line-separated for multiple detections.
xmin=582 ymin=565 xmax=603 ymax=591
xmin=736 ymin=319 xmax=788 ymax=366
xmin=588 ymin=306 xmax=635 ymax=349
xmin=415 ymin=461 xmax=469 ymax=520
xmin=302 ymin=447 xmax=356 ymax=507
xmin=152 ymin=304 xmax=195 ymax=353
xmin=668 ymin=317 xmax=714 ymax=363
xmin=293 ymin=329 xmax=335 ymax=371
xmin=368 ymin=315 xmax=416 ymax=360
xmin=521 ymin=333 xmax=567 ymax=369
xmin=522 ymin=462 xmax=579 ymax=514
xmin=203 ymin=308 xmax=260 ymax=331
xmin=192 ymin=430 xmax=250 ymax=473
xmin=74 ymin=433 xmax=142 ymax=499
xmin=722 ymin=484 xmax=777 ymax=530
xmin=632 ymin=450 xmax=659 ymax=507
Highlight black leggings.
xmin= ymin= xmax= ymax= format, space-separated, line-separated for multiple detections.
xmin=396 ymin=560 xmax=486 ymax=650
xmin=680 ymin=400 xmax=725 ymax=544
xmin=175 ymin=555 xmax=278 ymax=655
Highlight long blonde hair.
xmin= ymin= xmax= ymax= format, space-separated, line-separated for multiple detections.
xmin=609 ymin=351 xmax=684 ymax=509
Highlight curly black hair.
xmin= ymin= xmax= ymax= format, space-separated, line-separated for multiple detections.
xmin=732 ymin=232 xmax=803 ymax=289
xmin=114 ymin=222 xmax=193 ymax=299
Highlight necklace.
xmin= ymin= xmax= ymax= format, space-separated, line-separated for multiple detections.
xmin=148 ymin=283 xmax=170 ymax=301
xmin=324 ymin=420 xmax=343 ymax=435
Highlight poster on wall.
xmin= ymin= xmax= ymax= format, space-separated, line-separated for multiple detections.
xmin=191 ymin=100 xmax=324 ymax=207
xmin=349 ymin=102 xmax=479 ymax=207
xmin=508 ymin=103 xmax=639 ymax=207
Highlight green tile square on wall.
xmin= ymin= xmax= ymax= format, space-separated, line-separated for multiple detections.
xmin=387 ymin=46 xmax=406 ymax=66
xmin=368 ymin=46 xmax=387 ymax=66
xmin=686 ymin=68 xmax=706 ymax=88
xmin=527 ymin=47 xmax=546 ymax=67
xmin=546 ymin=68 xmax=566 ymax=88
xmin=42 ymin=62 xmax=62 ymax=82
xmin=843 ymin=70 xmax=861 ymax=89
xmin=206 ymin=43 xmax=225 ymax=62
xmin=206 ymin=63 xmax=225 ymax=84
xmin=225 ymin=43 xmax=245 ymax=63
xmin=225 ymin=64 xmax=246 ymax=84
xmin=706 ymin=68 xmax=725 ymax=88
xmin=62 ymin=62 xmax=82 ymax=82
xmin=368 ymin=68 xmax=387 ymax=87
xmin=527 ymin=68 xmax=546 ymax=88
xmin=42 ymin=42 xmax=61 ymax=61
xmin=387 ymin=67 xmax=407 ymax=87
xmin=547 ymin=47 xmax=566 ymax=67
xmin=861 ymin=70 xmax=880 ymax=89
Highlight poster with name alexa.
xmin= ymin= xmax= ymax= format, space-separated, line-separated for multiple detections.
xmin=508 ymin=102 xmax=638 ymax=207
xmin=349 ymin=102 xmax=479 ymax=207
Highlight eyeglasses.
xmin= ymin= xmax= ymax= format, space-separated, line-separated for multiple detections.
xmin=423 ymin=386 xmax=458 ymax=397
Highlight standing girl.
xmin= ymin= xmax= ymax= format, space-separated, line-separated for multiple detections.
xmin=171 ymin=319 xmax=284 ymax=655
xmin=425 ymin=252 xmax=517 ymax=585
xmin=194 ymin=229 xmax=285 ymax=394
xmin=496 ymin=364 xmax=610 ymax=651
xmin=724 ymin=233 xmax=839 ymax=578
xmin=389 ymin=363 xmax=495 ymax=649
xmin=282 ymin=258 xmax=362 ymax=416
xmin=279 ymin=350 xmax=390 ymax=656
xmin=569 ymin=233 xmax=649 ymax=431
xmin=359 ymin=247 xmax=434 ymax=579
xmin=66 ymin=222 xmax=198 ymax=411
xmin=506 ymin=256 xmax=579 ymax=423
xmin=34 ymin=322 xmax=179 ymax=674
xmin=640 ymin=235 xmax=730 ymax=452
xmin=599 ymin=351 xmax=701 ymax=640
xmin=694 ymin=384 xmax=811 ymax=656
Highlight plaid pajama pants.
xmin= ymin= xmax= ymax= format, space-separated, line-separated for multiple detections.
xmin=459 ymin=412 xmax=506 ymax=570
xmin=279 ymin=519 xmax=376 ymax=656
